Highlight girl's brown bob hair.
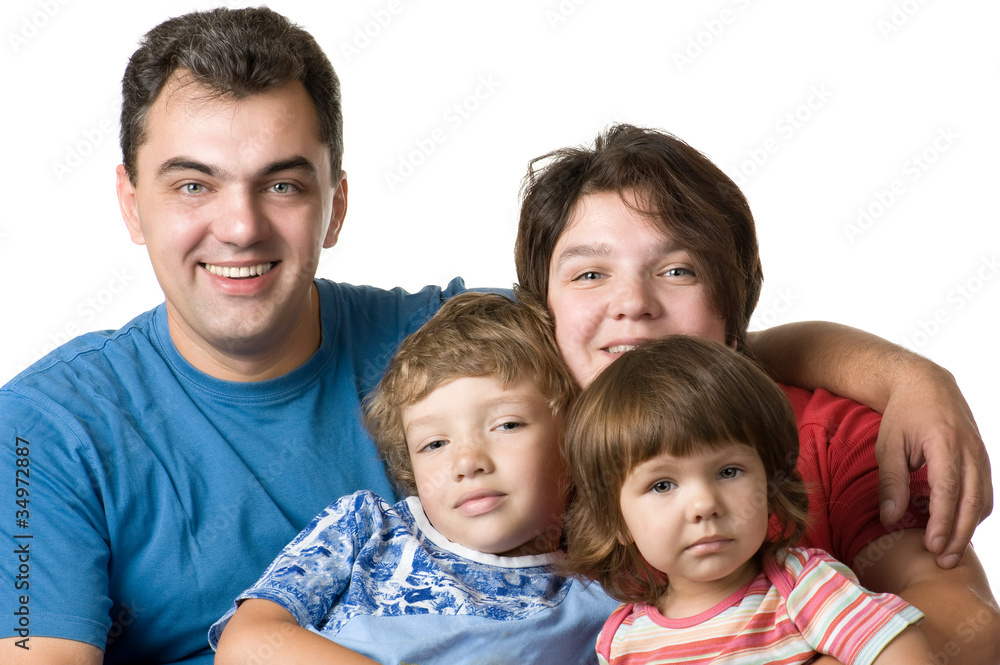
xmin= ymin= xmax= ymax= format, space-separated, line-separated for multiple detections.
xmin=562 ymin=336 xmax=809 ymax=604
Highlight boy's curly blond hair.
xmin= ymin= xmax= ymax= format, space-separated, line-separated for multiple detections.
xmin=363 ymin=290 xmax=577 ymax=497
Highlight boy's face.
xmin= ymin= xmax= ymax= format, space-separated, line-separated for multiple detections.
xmin=618 ymin=442 xmax=769 ymax=608
xmin=546 ymin=189 xmax=727 ymax=388
xmin=403 ymin=375 xmax=566 ymax=557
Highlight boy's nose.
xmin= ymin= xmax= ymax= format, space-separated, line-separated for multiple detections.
xmin=452 ymin=439 xmax=494 ymax=480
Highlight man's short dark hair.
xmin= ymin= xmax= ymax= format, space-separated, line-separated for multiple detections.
xmin=120 ymin=6 xmax=343 ymax=183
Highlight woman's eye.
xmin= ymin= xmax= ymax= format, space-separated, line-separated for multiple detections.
xmin=574 ymin=271 xmax=604 ymax=281
xmin=665 ymin=267 xmax=693 ymax=277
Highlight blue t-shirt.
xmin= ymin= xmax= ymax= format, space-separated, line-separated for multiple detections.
xmin=0 ymin=278 xmax=464 ymax=663
xmin=210 ymin=491 xmax=618 ymax=663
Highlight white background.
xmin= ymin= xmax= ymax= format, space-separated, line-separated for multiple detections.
xmin=2 ymin=0 xmax=998 ymax=597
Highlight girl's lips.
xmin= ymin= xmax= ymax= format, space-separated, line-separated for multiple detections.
xmin=455 ymin=490 xmax=506 ymax=517
xmin=686 ymin=537 xmax=732 ymax=554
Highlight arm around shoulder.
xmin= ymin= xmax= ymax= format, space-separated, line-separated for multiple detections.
xmin=215 ymin=599 xmax=380 ymax=665
xmin=748 ymin=321 xmax=992 ymax=566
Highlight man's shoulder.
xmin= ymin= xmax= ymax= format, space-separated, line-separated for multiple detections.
xmin=317 ymin=276 xmax=468 ymax=304
xmin=3 ymin=305 xmax=163 ymax=396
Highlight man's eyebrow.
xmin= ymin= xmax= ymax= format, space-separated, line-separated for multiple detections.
xmin=260 ymin=156 xmax=319 ymax=179
xmin=156 ymin=158 xmax=219 ymax=179
xmin=153 ymin=156 xmax=318 ymax=180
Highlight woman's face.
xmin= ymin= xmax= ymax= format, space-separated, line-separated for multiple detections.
xmin=546 ymin=190 xmax=727 ymax=388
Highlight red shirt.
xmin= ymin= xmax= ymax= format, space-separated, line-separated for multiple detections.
xmin=780 ymin=385 xmax=931 ymax=567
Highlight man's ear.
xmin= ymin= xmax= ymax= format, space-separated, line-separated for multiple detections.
xmin=116 ymin=164 xmax=145 ymax=245
xmin=323 ymin=171 xmax=348 ymax=249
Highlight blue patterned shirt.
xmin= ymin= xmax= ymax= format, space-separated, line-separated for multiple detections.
xmin=210 ymin=491 xmax=618 ymax=663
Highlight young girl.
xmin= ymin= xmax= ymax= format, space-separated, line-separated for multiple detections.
xmin=562 ymin=335 xmax=933 ymax=665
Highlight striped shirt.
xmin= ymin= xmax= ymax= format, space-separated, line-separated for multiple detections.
xmin=597 ymin=547 xmax=923 ymax=664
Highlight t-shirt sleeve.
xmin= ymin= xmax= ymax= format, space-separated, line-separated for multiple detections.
xmin=783 ymin=386 xmax=931 ymax=567
xmin=208 ymin=491 xmax=383 ymax=649
xmin=338 ymin=278 xmax=469 ymax=402
xmin=0 ymin=389 xmax=114 ymax=648
xmin=596 ymin=603 xmax=633 ymax=664
xmin=771 ymin=548 xmax=924 ymax=665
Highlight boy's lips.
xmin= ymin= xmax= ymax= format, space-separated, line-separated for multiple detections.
xmin=455 ymin=489 xmax=506 ymax=517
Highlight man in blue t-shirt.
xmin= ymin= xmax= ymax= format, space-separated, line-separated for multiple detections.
xmin=1 ymin=6 xmax=993 ymax=664
xmin=0 ymin=8 xmax=467 ymax=664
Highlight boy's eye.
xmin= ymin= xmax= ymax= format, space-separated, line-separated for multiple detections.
xmin=651 ymin=480 xmax=675 ymax=494
xmin=421 ymin=440 xmax=447 ymax=452
xmin=494 ymin=421 xmax=523 ymax=432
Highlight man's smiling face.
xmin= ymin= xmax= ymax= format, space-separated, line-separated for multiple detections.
xmin=116 ymin=73 xmax=346 ymax=379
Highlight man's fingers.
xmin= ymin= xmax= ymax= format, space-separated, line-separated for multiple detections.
xmin=875 ymin=432 xmax=914 ymax=526
xmin=935 ymin=456 xmax=991 ymax=568
xmin=923 ymin=451 xmax=962 ymax=555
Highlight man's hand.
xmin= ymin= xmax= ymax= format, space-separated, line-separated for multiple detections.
xmin=875 ymin=363 xmax=992 ymax=569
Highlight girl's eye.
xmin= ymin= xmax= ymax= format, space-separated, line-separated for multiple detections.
xmin=651 ymin=480 xmax=675 ymax=494
xmin=719 ymin=466 xmax=741 ymax=479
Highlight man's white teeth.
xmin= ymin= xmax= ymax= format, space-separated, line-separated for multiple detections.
xmin=606 ymin=344 xmax=638 ymax=354
xmin=204 ymin=262 xmax=274 ymax=278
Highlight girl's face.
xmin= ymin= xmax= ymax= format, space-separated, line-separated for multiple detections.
xmin=618 ymin=441 xmax=769 ymax=615
xmin=546 ymin=190 xmax=726 ymax=388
